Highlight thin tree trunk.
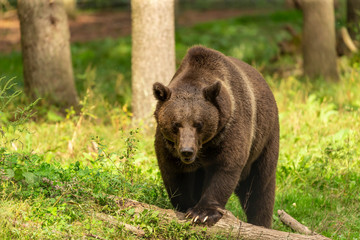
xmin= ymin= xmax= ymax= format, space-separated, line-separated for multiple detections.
xmin=347 ymin=0 xmax=360 ymax=40
xmin=18 ymin=0 xmax=78 ymax=108
xmin=301 ymin=0 xmax=339 ymax=81
xmin=131 ymin=0 xmax=176 ymax=124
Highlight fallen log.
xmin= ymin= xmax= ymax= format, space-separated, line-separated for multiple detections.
xmin=112 ymin=197 xmax=331 ymax=240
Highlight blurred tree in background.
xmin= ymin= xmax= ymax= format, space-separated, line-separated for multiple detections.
xmin=131 ymin=0 xmax=175 ymax=123
xmin=300 ymin=0 xmax=339 ymax=81
xmin=347 ymin=0 xmax=360 ymax=40
xmin=17 ymin=0 xmax=79 ymax=109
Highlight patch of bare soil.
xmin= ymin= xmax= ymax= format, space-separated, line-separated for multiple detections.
xmin=0 ymin=8 xmax=271 ymax=53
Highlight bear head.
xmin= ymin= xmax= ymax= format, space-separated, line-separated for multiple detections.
xmin=153 ymin=80 xmax=227 ymax=165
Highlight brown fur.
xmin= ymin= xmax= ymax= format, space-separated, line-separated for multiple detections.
xmin=153 ymin=46 xmax=279 ymax=228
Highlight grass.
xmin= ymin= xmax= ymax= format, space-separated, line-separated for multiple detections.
xmin=1 ymin=9 xmax=360 ymax=239
xmin=271 ymin=73 xmax=360 ymax=238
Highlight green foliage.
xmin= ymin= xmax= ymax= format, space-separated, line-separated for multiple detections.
xmin=271 ymin=73 xmax=360 ymax=238
xmin=0 ymin=77 xmax=21 ymax=111
xmin=0 ymin=77 xmax=39 ymax=158
xmin=1 ymin=9 xmax=360 ymax=239
xmin=72 ymin=37 xmax=133 ymax=105
xmin=180 ymin=0 xmax=286 ymax=10
xmin=176 ymin=10 xmax=302 ymax=66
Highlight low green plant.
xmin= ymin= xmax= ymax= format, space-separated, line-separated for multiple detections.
xmin=0 ymin=77 xmax=39 ymax=171
xmin=0 ymin=77 xmax=37 ymax=130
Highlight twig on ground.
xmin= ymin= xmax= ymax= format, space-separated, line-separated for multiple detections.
xmin=84 ymin=233 xmax=106 ymax=240
xmin=95 ymin=212 xmax=145 ymax=237
xmin=278 ymin=209 xmax=313 ymax=235
xmin=68 ymin=113 xmax=84 ymax=155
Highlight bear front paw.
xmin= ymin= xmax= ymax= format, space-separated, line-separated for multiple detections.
xmin=185 ymin=206 xmax=223 ymax=226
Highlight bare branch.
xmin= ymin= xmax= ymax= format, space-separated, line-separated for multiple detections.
xmin=278 ymin=209 xmax=313 ymax=235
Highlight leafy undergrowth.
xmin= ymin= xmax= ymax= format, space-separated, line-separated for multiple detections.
xmin=1 ymin=9 xmax=360 ymax=240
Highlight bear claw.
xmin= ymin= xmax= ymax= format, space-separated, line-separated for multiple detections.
xmin=185 ymin=207 xmax=223 ymax=226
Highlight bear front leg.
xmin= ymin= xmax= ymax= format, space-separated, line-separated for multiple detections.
xmin=161 ymin=169 xmax=200 ymax=212
xmin=185 ymin=165 xmax=241 ymax=226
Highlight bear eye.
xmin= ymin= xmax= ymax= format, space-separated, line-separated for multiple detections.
xmin=194 ymin=122 xmax=203 ymax=130
xmin=172 ymin=122 xmax=182 ymax=133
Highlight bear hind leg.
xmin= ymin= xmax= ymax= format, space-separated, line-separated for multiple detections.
xmin=235 ymin=137 xmax=278 ymax=228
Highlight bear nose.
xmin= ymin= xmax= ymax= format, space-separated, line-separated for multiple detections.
xmin=180 ymin=148 xmax=194 ymax=158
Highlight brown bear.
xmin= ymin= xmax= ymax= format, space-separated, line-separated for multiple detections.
xmin=153 ymin=45 xmax=279 ymax=228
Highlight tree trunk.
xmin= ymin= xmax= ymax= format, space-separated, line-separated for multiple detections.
xmin=301 ymin=0 xmax=339 ymax=81
xmin=285 ymin=0 xmax=302 ymax=9
xmin=131 ymin=0 xmax=176 ymax=124
xmin=347 ymin=0 xmax=360 ymax=40
xmin=63 ymin=0 xmax=77 ymax=19
xmin=18 ymin=0 xmax=78 ymax=108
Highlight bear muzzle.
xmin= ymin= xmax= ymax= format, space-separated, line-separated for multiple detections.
xmin=179 ymin=147 xmax=196 ymax=164
xmin=178 ymin=127 xmax=198 ymax=164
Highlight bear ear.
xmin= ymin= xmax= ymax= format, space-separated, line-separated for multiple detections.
xmin=153 ymin=82 xmax=171 ymax=101
xmin=203 ymin=81 xmax=221 ymax=103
